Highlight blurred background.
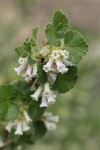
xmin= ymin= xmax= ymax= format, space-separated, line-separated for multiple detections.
xmin=0 ymin=0 xmax=100 ymax=150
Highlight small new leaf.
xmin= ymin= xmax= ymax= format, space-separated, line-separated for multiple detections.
xmin=24 ymin=38 xmax=32 ymax=54
xmin=32 ymin=27 xmax=39 ymax=40
xmin=31 ymin=27 xmax=39 ymax=47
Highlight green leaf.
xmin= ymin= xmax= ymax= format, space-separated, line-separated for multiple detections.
xmin=24 ymin=38 xmax=32 ymax=54
xmin=45 ymin=10 xmax=68 ymax=45
xmin=64 ymin=30 xmax=88 ymax=64
xmin=53 ymin=10 xmax=68 ymax=37
xmin=5 ymin=104 xmax=19 ymax=121
xmin=32 ymin=120 xmax=47 ymax=140
xmin=19 ymin=133 xmax=34 ymax=144
xmin=0 ymin=85 xmax=20 ymax=120
xmin=32 ymin=27 xmax=38 ymax=40
xmin=28 ymin=101 xmax=46 ymax=119
xmin=45 ymin=23 xmax=57 ymax=45
xmin=37 ymin=63 xmax=47 ymax=84
xmin=31 ymin=27 xmax=39 ymax=47
xmin=15 ymin=46 xmax=25 ymax=56
xmin=28 ymin=56 xmax=36 ymax=64
xmin=53 ymin=66 xmax=78 ymax=93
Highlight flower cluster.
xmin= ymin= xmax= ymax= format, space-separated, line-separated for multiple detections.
xmin=14 ymin=57 xmax=37 ymax=81
xmin=31 ymin=82 xmax=56 ymax=107
xmin=12 ymin=46 xmax=72 ymax=136
xmin=43 ymin=49 xmax=72 ymax=74
xmin=30 ymin=49 xmax=72 ymax=107
xmin=0 ymin=10 xmax=88 ymax=149
xmin=5 ymin=109 xmax=32 ymax=135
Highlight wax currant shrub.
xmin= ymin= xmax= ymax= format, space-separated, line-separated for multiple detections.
xmin=0 ymin=10 xmax=88 ymax=150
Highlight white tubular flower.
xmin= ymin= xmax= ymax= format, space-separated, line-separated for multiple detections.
xmin=32 ymin=63 xmax=37 ymax=77
xmin=45 ymin=122 xmax=57 ymax=130
xmin=55 ymin=59 xmax=68 ymax=74
xmin=22 ymin=120 xmax=30 ymax=132
xmin=0 ymin=138 xmax=4 ymax=148
xmin=14 ymin=119 xmax=31 ymax=135
xmin=31 ymin=86 xmax=43 ymax=101
xmin=44 ymin=82 xmax=50 ymax=93
xmin=51 ymin=50 xmax=60 ymax=59
xmin=23 ymin=110 xmax=32 ymax=123
xmin=14 ymin=62 xmax=27 ymax=75
xmin=43 ymin=57 xmax=54 ymax=72
xmin=48 ymin=72 xmax=57 ymax=84
xmin=42 ymin=112 xmax=59 ymax=131
xmin=59 ymin=50 xmax=69 ymax=59
xmin=23 ymin=65 xmax=32 ymax=81
xmin=40 ymin=83 xmax=56 ymax=107
xmin=18 ymin=57 xmax=28 ymax=65
xmin=47 ymin=94 xmax=56 ymax=105
xmin=15 ymin=121 xmax=23 ymax=135
xmin=5 ymin=109 xmax=31 ymax=135
xmin=40 ymin=96 xmax=48 ymax=107
xmin=62 ymin=58 xmax=73 ymax=67
xmin=5 ymin=122 xmax=16 ymax=132
xmin=24 ymin=76 xmax=32 ymax=82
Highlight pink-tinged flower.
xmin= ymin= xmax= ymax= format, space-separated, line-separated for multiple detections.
xmin=55 ymin=59 xmax=68 ymax=74
xmin=23 ymin=65 xmax=32 ymax=81
xmin=43 ymin=57 xmax=54 ymax=72
xmin=14 ymin=61 xmax=27 ymax=75
xmin=15 ymin=57 xmax=38 ymax=81
xmin=48 ymin=72 xmax=57 ymax=84
xmin=43 ymin=49 xmax=71 ymax=74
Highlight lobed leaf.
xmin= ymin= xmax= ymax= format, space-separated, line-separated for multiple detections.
xmin=53 ymin=66 xmax=78 ymax=93
xmin=64 ymin=30 xmax=88 ymax=64
xmin=45 ymin=10 xmax=68 ymax=45
xmin=0 ymin=85 xmax=20 ymax=121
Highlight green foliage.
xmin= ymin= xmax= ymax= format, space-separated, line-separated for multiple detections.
xmin=15 ymin=27 xmax=39 ymax=58
xmin=28 ymin=101 xmax=46 ymax=119
xmin=28 ymin=56 xmax=36 ymax=64
xmin=45 ymin=10 xmax=68 ymax=45
xmin=31 ymin=27 xmax=39 ymax=47
xmin=64 ymin=30 xmax=88 ymax=64
xmin=37 ymin=63 xmax=47 ymax=84
xmin=53 ymin=66 xmax=78 ymax=93
xmin=0 ymin=85 xmax=20 ymax=120
xmin=32 ymin=120 xmax=47 ymax=141
xmin=0 ymin=10 xmax=89 ymax=150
